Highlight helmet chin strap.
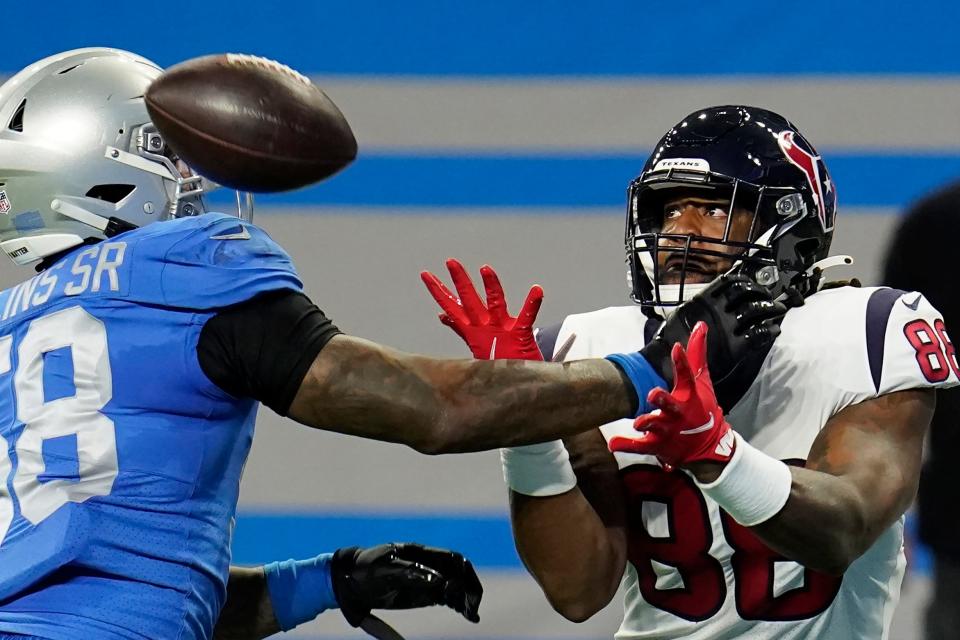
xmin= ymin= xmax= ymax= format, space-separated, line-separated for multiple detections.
xmin=805 ymin=255 xmax=854 ymax=283
xmin=802 ymin=254 xmax=855 ymax=297
xmin=650 ymin=282 xmax=712 ymax=318
xmin=50 ymin=199 xmax=110 ymax=233
xmin=51 ymin=198 xmax=139 ymax=238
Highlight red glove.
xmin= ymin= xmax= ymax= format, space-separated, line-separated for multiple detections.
xmin=608 ymin=322 xmax=736 ymax=470
xmin=421 ymin=258 xmax=543 ymax=361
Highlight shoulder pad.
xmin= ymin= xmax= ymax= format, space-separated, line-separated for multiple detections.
xmin=870 ymin=288 xmax=960 ymax=394
xmin=778 ymin=287 xmax=959 ymax=407
xmin=130 ymin=213 xmax=302 ymax=310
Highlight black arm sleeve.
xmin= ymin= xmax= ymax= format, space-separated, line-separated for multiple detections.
xmin=197 ymin=289 xmax=342 ymax=416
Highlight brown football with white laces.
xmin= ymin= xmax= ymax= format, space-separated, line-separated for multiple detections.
xmin=145 ymin=53 xmax=357 ymax=192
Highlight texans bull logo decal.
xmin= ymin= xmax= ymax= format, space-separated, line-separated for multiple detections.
xmin=777 ymin=130 xmax=834 ymax=231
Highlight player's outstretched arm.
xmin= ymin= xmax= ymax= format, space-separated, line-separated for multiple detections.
xmin=214 ymin=544 xmax=482 ymax=640
xmin=294 ymin=259 xmax=783 ymax=455
xmin=509 ymin=429 xmax=628 ymax=622
xmin=197 ymin=287 xmax=639 ymax=453
xmin=203 ymin=262 xmax=781 ymax=455
xmin=288 ymin=334 xmax=634 ymax=453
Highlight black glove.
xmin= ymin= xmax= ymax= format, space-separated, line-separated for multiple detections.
xmin=331 ymin=543 xmax=482 ymax=636
xmin=640 ymin=273 xmax=787 ymax=409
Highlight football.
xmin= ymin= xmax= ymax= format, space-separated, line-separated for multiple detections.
xmin=144 ymin=54 xmax=357 ymax=192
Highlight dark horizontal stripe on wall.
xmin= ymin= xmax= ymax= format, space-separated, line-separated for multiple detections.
xmin=6 ymin=1 xmax=960 ymax=75
xmin=209 ymin=153 xmax=960 ymax=210
xmin=232 ymin=511 xmax=521 ymax=569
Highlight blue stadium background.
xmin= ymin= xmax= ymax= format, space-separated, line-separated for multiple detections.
xmin=2 ymin=1 xmax=955 ymax=637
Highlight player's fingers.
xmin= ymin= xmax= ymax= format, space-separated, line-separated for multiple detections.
xmin=686 ymin=322 xmax=708 ymax=374
xmin=381 ymin=558 xmax=449 ymax=607
xmin=608 ymin=434 xmax=655 ymax=455
xmin=735 ymin=299 xmax=787 ymax=334
xmin=648 ymin=387 xmax=685 ymax=418
xmin=515 ymin=285 xmax=544 ymax=330
xmin=479 ymin=265 xmax=509 ymax=324
xmin=723 ymin=278 xmax=771 ymax=310
xmin=446 ymin=259 xmax=488 ymax=324
xmin=392 ymin=544 xmax=481 ymax=621
xmin=395 ymin=544 xmax=465 ymax=577
xmin=423 ymin=551 xmax=483 ymax=623
xmin=707 ymin=272 xmax=749 ymax=300
xmin=610 ymin=428 xmax=666 ymax=455
xmin=443 ymin=559 xmax=482 ymax=623
xmin=396 ymin=543 xmax=483 ymax=623
xmin=393 ymin=542 xmax=443 ymax=560
xmin=670 ymin=341 xmax=695 ymax=393
xmin=743 ymin=318 xmax=782 ymax=347
xmin=439 ymin=313 xmax=468 ymax=341
xmin=763 ymin=319 xmax=782 ymax=340
xmin=421 ymin=270 xmax=469 ymax=325
xmin=634 ymin=408 xmax=666 ymax=432
xmin=461 ymin=558 xmax=483 ymax=620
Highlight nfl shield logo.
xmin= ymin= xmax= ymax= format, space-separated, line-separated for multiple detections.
xmin=0 ymin=191 xmax=9 ymax=215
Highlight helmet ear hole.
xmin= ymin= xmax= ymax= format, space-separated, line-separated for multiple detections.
xmin=793 ymin=237 xmax=823 ymax=265
xmin=8 ymin=99 xmax=25 ymax=132
xmin=85 ymin=184 xmax=136 ymax=204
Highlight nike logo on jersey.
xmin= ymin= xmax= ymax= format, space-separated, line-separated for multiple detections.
xmin=902 ymin=294 xmax=921 ymax=311
xmin=210 ymin=226 xmax=251 ymax=241
xmin=489 ymin=337 xmax=498 ymax=359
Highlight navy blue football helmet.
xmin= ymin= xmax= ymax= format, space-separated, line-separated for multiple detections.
xmin=626 ymin=105 xmax=837 ymax=314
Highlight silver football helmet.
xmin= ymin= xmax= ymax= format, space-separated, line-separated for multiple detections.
xmin=0 ymin=47 xmax=251 ymax=266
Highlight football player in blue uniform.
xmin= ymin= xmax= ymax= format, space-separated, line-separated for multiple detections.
xmin=0 ymin=49 xmax=784 ymax=640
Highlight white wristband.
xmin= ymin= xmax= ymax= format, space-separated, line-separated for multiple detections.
xmin=501 ymin=441 xmax=577 ymax=497
xmin=695 ymin=432 xmax=792 ymax=526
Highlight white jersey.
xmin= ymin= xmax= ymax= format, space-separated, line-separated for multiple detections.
xmin=544 ymin=286 xmax=959 ymax=640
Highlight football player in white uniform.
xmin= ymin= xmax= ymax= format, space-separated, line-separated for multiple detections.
xmin=423 ymin=106 xmax=959 ymax=639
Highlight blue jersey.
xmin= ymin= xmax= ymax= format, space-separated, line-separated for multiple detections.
xmin=0 ymin=213 xmax=302 ymax=639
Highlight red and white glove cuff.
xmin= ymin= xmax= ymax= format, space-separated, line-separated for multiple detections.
xmin=501 ymin=441 xmax=577 ymax=497
xmin=695 ymin=432 xmax=792 ymax=526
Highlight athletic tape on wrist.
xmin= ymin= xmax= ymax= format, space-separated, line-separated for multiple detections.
xmin=695 ymin=432 xmax=792 ymax=527
xmin=604 ymin=352 xmax=667 ymax=416
xmin=264 ymin=553 xmax=338 ymax=631
xmin=501 ymin=440 xmax=577 ymax=497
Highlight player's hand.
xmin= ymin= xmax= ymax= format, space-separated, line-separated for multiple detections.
xmin=641 ymin=273 xmax=786 ymax=409
xmin=421 ymin=258 xmax=543 ymax=361
xmin=610 ymin=322 xmax=735 ymax=471
xmin=331 ymin=543 xmax=482 ymax=629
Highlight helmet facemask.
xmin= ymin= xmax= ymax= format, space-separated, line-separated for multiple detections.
xmin=626 ymin=167 xmax=823 ymax=316
xmin=104 ymin=123 xmax=253 ymax=225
